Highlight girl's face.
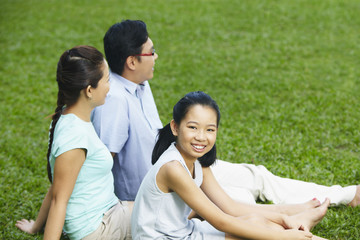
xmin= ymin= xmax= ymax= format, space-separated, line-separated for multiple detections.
xmin=171 ymin=104 xmax=218 ymax=163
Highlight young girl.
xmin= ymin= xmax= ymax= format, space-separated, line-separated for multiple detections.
xmin=131 ymin=91 xmax=329 ymax=240
xmin=16 ymin=46 xmax=132 ymax=240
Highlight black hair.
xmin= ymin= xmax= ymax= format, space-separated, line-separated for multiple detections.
xmin=103 ymin=20 xmax=148 ymax=75
xmin=46 ymin=45 xmax=105 ymax=183
xmin=152 ymin=91 xmax=221 ymax=167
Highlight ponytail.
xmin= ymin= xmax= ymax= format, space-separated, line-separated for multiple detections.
xmin=198 ymin=145 xmax=217 ymax=167
xmin=46 ymin=91 xmax=65 ymax=183
xmin=152 ymin=124 xmax=175 ymax=164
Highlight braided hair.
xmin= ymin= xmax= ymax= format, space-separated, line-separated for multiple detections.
xmin=46 ymin=46 xmax=105 ymax=182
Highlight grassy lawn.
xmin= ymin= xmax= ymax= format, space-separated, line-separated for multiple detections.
xmin=1 ymin=0 xmax=359 ymax=239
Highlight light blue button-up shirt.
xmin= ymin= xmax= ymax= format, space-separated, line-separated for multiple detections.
xmin=91 ymin=71 xmax=163 ymax=200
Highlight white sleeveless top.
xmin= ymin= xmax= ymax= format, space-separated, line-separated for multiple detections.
xmin=131 ymin=143 xmax=225 ymax=240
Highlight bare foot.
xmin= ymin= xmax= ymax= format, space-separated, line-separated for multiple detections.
xmin=278 ymin=198 xmax=321 ymax=216
xmin=348 ymin=185 xmax=360 ymax=207
xmin=294 ymin=198 xmax=330 ymax=230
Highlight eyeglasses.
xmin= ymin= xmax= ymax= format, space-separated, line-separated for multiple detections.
xmin=134 ymin=48 xmax=156 ymax=57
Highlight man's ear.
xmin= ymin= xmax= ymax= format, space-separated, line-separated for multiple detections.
xmin=125 ymin=56 xmax=136 ymax=71
xmin=170 ymin=119 xmax=178 ymax=137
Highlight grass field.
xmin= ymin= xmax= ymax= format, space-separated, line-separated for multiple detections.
xmin=1 ymin=0 xmax=359 ymax=239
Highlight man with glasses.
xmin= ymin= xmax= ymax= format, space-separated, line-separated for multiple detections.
xmin=92 ymin=20 xmax=162 ymax=201
xmin=92 ymin=20 xmax=359 ymax=207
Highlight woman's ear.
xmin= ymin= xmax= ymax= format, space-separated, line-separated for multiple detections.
xmin=170 ymin=119 xmax=178 ymax=137
xmin=85 ymin=85 xmax=92 ymax=99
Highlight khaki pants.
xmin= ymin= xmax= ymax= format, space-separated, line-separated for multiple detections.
xmin=82 ymin=201 xmax=132 ymax=240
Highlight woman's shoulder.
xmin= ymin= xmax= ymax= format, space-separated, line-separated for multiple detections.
xmin=59 ymin=113 xmax=90 ymax=128
xmin=54 ymin=114 xmax=92 ymax=141
xmin=50 ymin=115 xmax=92 ymax=158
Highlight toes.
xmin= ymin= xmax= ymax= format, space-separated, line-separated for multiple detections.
xmin=310 ymin=198 xmax=321 ymax=207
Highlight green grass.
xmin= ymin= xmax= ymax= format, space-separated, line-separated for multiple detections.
xmin=1 ymin=0 xmax=359 ymax=239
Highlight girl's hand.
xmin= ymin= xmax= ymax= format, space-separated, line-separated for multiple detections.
xmin=15 ymin=219 xmax=38 ymax=234
xmin=283 ymin=229 xmax=313 ymax=240
xmin=282 ymin=215 xmax=310 ymax=232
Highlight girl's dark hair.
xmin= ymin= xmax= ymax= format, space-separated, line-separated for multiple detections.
xmin=152 ymin=91 xmax=221 ymax=167
xmin=46 ymin=45 xmax=105 ymax=183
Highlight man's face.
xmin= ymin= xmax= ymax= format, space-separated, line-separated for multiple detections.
xmin=135 ymin=37 xmax=158 ymax=84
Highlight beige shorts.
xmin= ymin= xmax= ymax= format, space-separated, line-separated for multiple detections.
xmin=82 ymin=201 xmax=132 ymax=240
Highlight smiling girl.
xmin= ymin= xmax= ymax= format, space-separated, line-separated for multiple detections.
xmin=131 ymin=91 xmax=329 ymax=240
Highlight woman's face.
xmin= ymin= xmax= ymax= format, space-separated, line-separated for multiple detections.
xmin=91 ymin=60 xmax=110 ymax=107
xmin=171 ymin=104 xmax=218 ymax=163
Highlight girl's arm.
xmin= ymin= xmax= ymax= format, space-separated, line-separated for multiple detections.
xmin=160 ymin=161 xmax=311 ymax=240
xmin=16 ymin=185 xmax=53 ymax=234
xmin=200 ymin=166 xmax=304 ymax=229
xmin=43 ymin=148 xmax=86 ymax=240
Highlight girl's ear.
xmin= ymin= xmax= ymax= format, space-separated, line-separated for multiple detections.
xmin=125 ymin=56 xmax=136 ymax=71
xmin=170 ymin=119 xmax=178 ymax=137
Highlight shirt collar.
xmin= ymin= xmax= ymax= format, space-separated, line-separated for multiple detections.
xmin=110 ymin=70 xmax=140 ymax=96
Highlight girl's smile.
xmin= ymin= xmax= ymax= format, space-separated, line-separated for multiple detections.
xmin=192 ymin=144 xmax=206 ymax=152
xmin=171 ymin=104 xmax=218 ymax=164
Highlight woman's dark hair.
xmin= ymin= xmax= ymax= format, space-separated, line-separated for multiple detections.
xmin=46 ymin=45 xmax=105 ymax=183
xmin=103 ymin=20 xmax=148 ymax=75
xmin=152 ymin=91 xmax=221 ymax=167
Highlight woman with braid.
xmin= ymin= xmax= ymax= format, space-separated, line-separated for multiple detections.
xmin=16 ymin=46 xmax=132 ymax=240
